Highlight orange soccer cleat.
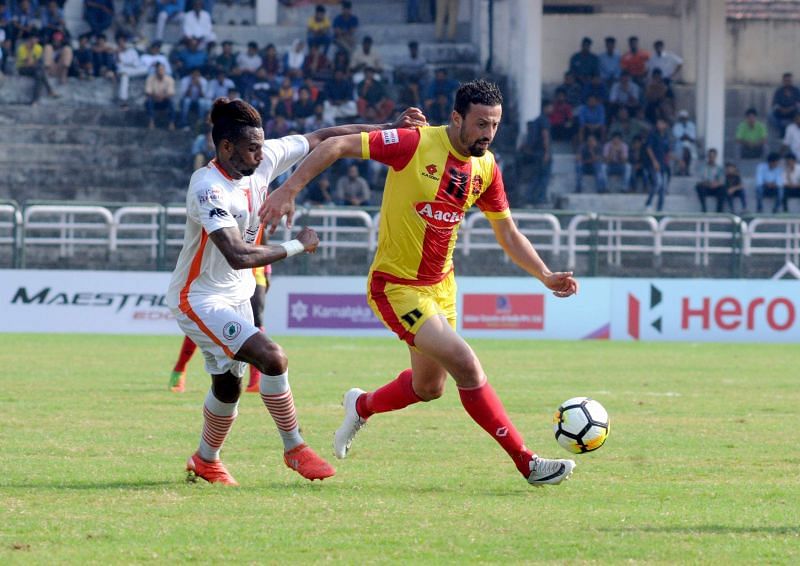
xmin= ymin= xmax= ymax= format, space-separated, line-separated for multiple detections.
xmin=169 ymin=370 xmax=186 ymax=393
xmin=186 ymin=452 xmax=239 ymax=486
xmin=283 ymin=444 xmax=336 ymax=481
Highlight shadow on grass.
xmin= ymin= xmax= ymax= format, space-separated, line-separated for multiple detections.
xmin=602 ymin=525 xmax=800 ymax=536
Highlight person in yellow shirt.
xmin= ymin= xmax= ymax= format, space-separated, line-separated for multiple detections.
xmin=16 ymin=32 xmax=57 ymax=103
xmin=306 ymin=4 xmax=331 ymax=55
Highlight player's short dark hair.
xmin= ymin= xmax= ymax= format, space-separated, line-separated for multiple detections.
xmin=453 ymin=79 xmax=503 ymax=117
xmin=210 ymin=98 xmax=262 ymax=146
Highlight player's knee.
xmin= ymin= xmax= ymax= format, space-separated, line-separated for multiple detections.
xmin=212 ymin=374 xmax=242 ymax=403
xmin=414 ymin=381 xmax=445 ymax=401
xmin=255 ymin=341 xmax=288 ymax=376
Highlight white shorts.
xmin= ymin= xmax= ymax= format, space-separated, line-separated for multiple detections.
xmin=172 ymin=297 xmax=259 ymax=377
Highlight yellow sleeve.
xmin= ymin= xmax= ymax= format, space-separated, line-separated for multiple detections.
xmin=360 ymin=131 xmax=370 ymax=160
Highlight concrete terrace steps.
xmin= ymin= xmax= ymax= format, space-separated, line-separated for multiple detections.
xmin=0 ymin=123 xmax=191 ymax=146
xmin=0 ymin=142 xmax=186 ymax=168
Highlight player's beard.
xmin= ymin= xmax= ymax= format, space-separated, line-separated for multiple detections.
xmin=231 ymin=149 xmax=256 ymax=177
xmin=460 ymin=124 xmax=491 ymax=157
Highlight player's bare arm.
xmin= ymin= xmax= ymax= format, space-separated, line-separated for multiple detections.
xmin=303 ymin=106 xmax=426 ymax=151
xmin=489 ymin=216 xmax=578 ymax=297
xmin=208 ymin=226 xmax=319 ymax=269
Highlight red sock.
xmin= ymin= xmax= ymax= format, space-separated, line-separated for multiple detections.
xmin=356 ymin=369 xmax=421 ymax=419
xmin=173 ymin=336 xmax=197 ymax=373
xmin=458 ymin=381 xmax=534 ymax=477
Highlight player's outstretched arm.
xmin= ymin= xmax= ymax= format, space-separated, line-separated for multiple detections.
xmin=303 ymin=107 xmax=426 ymax=151
xmin=208 ymin=226 xmax=319 ymax=269
xmin=489 ymin=216 xmax=579 ymax=298
xmin=260 ymin=133 xmax=365 ymax=234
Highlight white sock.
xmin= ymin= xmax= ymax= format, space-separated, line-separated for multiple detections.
xmin=259 ymin=371 xmax=304 ymax=451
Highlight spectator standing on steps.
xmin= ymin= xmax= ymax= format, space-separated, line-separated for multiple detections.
xmin=336 ymin=164 xmax=371 ymax=206
xmin=116 ymin=34 xmax=148 ymax=108
xmin=145 ymin=62 xmax=176 ymax=130
xmin=694 ymin=148 xmax=725 ymax=213
xmin=771 ymin=72 xmax=800 ymax=137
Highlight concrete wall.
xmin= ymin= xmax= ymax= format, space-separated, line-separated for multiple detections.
xmin=490 ymin=10 xmax=800 ymax=87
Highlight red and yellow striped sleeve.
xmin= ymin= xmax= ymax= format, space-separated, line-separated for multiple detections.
xmin=361 ymin=128 xmax=421 ymax=170
xmin=476 ymin=163 xmax=510 ymax=220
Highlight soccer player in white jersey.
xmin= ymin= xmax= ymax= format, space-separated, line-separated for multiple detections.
xmin=166 ymin=98 xmax=426 ymax=485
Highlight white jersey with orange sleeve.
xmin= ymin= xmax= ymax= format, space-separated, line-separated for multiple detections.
xmin=166 ymin=134 xmax=309 ymax=311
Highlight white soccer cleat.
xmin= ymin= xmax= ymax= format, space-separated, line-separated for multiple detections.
xmin=527 ymin=456 xmax=576 ymax=486
xmin=333 ymin=387 xmax=367 ymax=459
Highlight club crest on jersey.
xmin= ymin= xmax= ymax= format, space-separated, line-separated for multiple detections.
xmin=382 ymin=129 xmax=399 ymax=145
xmin=415 ymin=201 xmax=464 ymax=228
xmin=471 ymin=175 xmax=483 ymax=195
xmin=422 ymin=163 xmax=440 ymax=181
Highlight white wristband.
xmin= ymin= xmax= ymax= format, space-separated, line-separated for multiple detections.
xmin=280 ymin=239 xmax=305 ymax=258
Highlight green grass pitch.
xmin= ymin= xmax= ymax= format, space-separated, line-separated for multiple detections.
xmin=1 ymin=334 xmax=798 ymax=563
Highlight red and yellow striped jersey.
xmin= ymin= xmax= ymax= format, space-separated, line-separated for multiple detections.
xmin=361 ymin=125 xmax=510 ymax=284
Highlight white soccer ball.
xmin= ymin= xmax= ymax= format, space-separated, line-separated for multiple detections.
xmin=553 ymin=397 xmax=610 ymax=454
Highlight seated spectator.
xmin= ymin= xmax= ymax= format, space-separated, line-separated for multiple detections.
xmin=16 ymin=32 xmax=57 ymax=103
xmin=782 ymin=112 xmax=800 ymax=159
xmin=771 ymin=72 xmax=800 ymax=137
xmin=73 ymin=33 xmax=94 ymax=79
xmin=84 ymin=0 xmax=114 ymax=38
xmin=568 ymin=37 xmax=599 ymax=85
xmin=302 ymin=42 xmax=331 ymax=81
xmin=333 ymin=0 xmax=359 ymax=54
xmin=550 ymin=88 xmax=577 ymax=142
xmin=755 ymin=152 xmax=784 ymax=213
xmin=145 ymin=61 xmax=176 ymax=130
xmin=91 ymin=33 xmax=116 ymax=79
xmin=398 ymin=78 xmax=422 ymax=112
xmin=724 ymin=161 xmax=747 ymax=214
xmin=350 ymin=35 xmax=383 ymax=82
xmin=141 ymin=40 xmax=172 ymax=76
xmin=0 ymin=3 xmax=8 ymax=74
xmin=558 ymin=71 xmax=582 ymax=108
xmin=115 ymin=34 xmax=148 ymax=107
xmin=672 ymin=110 xmax=697 ymax=176
xmin=191 ymin=124 xmax=214 ymax=170
xmin=609 ymin=71 xmax=641 ymax=117
xmin=182 ymin=0 xmax=215 ymax=47
xmin=578 ymin=94 xmax=606 ymax=143
xmin=394 ymin=40 xmax=427 ymax=87
xmin=233 ymin=40 xmax=261 ymax=96
xmin=603 ymin=132 xmax=631 ymax=191
xmin=428 ymin=92 xmax=450 ymax=126
xmin=357 ymin=67 xmax=395 ymax=122
xmin=206 ymin=68 xmax=234 ymax=101
xmin=336 ymin=164 xmax=371 ymax=206
xmin=323 ymin=68 xmax=356 ymax=123
xmin=304 ymin=102 xmax=334 ymax=132
xmin=307 ymin=4 xmax=332 ymax=55
xmin=264 ymin=113 xmax=291 ymax=139
xmin=303 ymin=175 xmax=333 ymax=206
xmin=424 ymin=67 xmax=458 ymax=112
xmin=179 ymin=68 xmax=210 ymax=128
xmin=261 ymin=43 xmax=282 ymax=76
xmin=782 ymin=153 xmax=800 ymax=212
xmin=302 ymin=76 xmax=320 ymax=103
xmin=644 ymin=118 xmax=671 ymax=212
xmin=155 ymin=0 xmax=185 ymax=42
xmin=575 ymin=134 xmax=606 ymax=193
xmin=643 ymin=68 xmax=673 ymax=123
xmin=215 ymin=40 xmax=237 ymax=75
xmin=331 ymin=48 xmax=349 ymax=74
xmin=736 ymin=108 xmax=767 ymax=159
xmin=9 ymin=0 xmax=36 ymax=47
xmin=581 ymin=74 xmax=607 ymax=105
xmin=598 ymin=36 xmax=621 ymax=88
xmin=42 ymin=30 xmax=73 ymax=84
xmin=41 ymin=0 xmax=67 ymax=43
xmin=695 ymin=148 xmax=725 ymax=213
xmin=248 ymin=69 xmax=273 ymax=118
xmin=121 ymin=0 xmax=144 ymax=33
xmin=285 ymin=38 xmax=306 ymax=79
xmin=628 ymin=135 xmax=649 ymax=192
xmin=646 ymin=40 xmax=682 ymax=84
xmin=173 ymin=37 xmax=208 ymax=77
xmin=621 ymin=35 xmax=649 ymax=86
xmin=293 ymin=85 xmax=316 ymax=124
xmin=519 ymin=101 xmax=552 ymax=206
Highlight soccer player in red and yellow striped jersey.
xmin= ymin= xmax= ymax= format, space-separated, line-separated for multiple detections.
xmin=262 ymin=80 xmax=580 ymax=486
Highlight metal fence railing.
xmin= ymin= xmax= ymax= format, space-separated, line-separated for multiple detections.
xmin=2 ymin=200 xmax=799 ymax=275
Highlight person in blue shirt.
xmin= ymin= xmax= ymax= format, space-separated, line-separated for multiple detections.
xmin=644 ymin=118 xmax=671 ymax=211
xmin=578 ymin=94 xmax=606 ymax=143
xmin=755 ymin=152 xmax=785 ymax=213
xmin=568 ymin=36 xmax=599 ymax=85
xmin=333 ymin=0 xmax=359 ymax=53
xmin=598 ymin=36 xmax=621 ymax=88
